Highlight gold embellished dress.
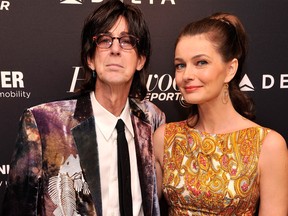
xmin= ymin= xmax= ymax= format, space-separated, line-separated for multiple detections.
xmin=162 ymin=121 xmax=269 ymax=215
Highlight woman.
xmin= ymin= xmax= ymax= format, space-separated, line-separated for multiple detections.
xmin=154 ymin=12 xmax=288 ymax=215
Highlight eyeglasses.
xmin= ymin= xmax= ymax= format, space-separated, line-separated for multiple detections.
xmin=93 ymin=34 xmax=139 ymax=50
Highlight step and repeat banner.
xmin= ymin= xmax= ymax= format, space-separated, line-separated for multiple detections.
xmin=0 ymin=0 xmax=287 ymax=212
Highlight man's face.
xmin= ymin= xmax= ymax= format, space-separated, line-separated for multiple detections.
xmin=88 ymin=16 xmax=146 ymax=90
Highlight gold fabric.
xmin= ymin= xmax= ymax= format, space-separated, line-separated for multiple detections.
xmin=162 ymin=121 xmax=269 ymax=215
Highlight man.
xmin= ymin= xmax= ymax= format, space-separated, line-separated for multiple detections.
xmin=2 ymin=0 xmax=165 ymax=215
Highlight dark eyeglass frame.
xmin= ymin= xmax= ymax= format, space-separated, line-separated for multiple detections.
xmin=92 ymin=33 xmax=139 ymax=50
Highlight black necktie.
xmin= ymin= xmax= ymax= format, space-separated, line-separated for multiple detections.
xmin=116 ymin=119 xmax=133 ymax=216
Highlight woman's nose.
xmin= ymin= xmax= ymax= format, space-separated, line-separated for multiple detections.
xmin=183 ymin=66 xmax=195 ymax=81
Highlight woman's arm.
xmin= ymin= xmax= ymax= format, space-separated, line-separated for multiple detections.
xmin=153 ymin=124 xmax=166 ymax=199
xmin=258 ymin=130 xmax=288 ymax=216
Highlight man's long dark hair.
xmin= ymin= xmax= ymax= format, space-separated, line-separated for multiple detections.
xmin=80 ymin=0 xmax=151 ymax=101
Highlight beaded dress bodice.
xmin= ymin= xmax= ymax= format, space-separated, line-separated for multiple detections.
xmin=162 ymin=121 xmax=269 ymax=215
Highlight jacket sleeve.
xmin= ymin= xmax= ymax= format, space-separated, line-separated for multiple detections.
xmin=147 ymin=102 xmax=166 ymax=132
xmin=2 ymin=109 xmax=43 ymax=215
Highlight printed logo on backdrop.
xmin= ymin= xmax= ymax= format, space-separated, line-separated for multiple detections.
xmin=234 ymin=73 xmax=288 ymax=91
xmin=262 ymin=74 xmax=288 ymax=89
xmin=0 ymin=71 xmax=31 ymax=99
xmin=146 ymin=73 xmax=181 ymax=102
xmin=145 ymin=73 xmax=288 ymax=105
xmin=67 ymin=67 xmax=288 ymax=106
xmin=240 ymin=73 xmax=288 ymax=90
xmin=0 ymin=164 xmax=9 ymax=190
xmin=60 ymin=0 xmax=176 ymax=5
xmin=0 ymin=1 xmax=10 ymax=10
xmin=60 ymin=0 xmax=82 ymax=4
xmin=67 ymin=67 xmax=85 ymax=93
xmin=240 ymin=74 xmax=254 ymax=91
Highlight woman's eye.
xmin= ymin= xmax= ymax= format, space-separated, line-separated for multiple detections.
xmin=175 ymin=63 xmax=185 ymax=70
xmin=197 ymin=60 xmax=208 ymax=66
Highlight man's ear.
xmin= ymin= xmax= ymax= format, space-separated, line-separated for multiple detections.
xmin=225 ymin=58 xmax=238 ymax=83
xmin=87 ymin=57 xmax=95 ymax=70
xmin=136 ymin=55 xmax=146 ymax=71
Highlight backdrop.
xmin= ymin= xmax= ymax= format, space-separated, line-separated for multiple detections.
xmin=1 ymin=0 xmax=287 ymax=213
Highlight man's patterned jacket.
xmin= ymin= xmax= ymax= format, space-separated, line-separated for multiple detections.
xmin=2 ymin=93 xmax=165 ymax=216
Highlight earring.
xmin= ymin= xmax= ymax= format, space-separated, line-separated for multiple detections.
xmin=222 ymin=83 xmax=229 ymax=104
xmin=179 ymin=95 xmax=192 ymax=108
xmin=92 ymin=70 xmax=96 ymax=79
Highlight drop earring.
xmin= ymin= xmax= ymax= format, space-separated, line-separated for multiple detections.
xmin=92 ymin=70 xmax=96 ymax=79
xmin=179 ymin=95 xmax=192 ymax=108
xmin=222 ymin=83 xmax=229 ymax=104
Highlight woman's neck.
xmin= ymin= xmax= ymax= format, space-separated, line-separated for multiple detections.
xmin=195 ymin=102 xmax=251 ymax=134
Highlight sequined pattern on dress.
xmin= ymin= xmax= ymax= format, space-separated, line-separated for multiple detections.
xmin=162 ymin=121 xmax=269 ymax=216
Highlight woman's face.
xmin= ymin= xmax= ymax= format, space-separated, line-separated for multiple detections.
xmin=174 ymin=34 xmax=236 ymax=105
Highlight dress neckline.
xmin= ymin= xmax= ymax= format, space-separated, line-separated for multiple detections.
xmin=181 ymin=120 xmax=264 ymax=136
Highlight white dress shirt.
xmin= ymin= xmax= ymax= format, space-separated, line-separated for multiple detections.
xmin=90 ymin=92 xmax=144 ymax=216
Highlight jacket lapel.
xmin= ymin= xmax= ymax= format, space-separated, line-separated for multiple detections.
xmin=71 ymin=96 xmax=159 ymax=216
xmin=72 ymin=93 xmax=102 ymax=216
xmin=130 ymin=100 xmax=156 ymax=216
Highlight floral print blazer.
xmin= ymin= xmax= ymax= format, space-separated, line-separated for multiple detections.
xmin=2 ymin=93 xmax=165 ymax=216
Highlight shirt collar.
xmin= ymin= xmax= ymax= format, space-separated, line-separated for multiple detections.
xmin=120 ymin=98 xmax=134 ymax=138
xmin=90 ymin=92 xmax=134 ymax=140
